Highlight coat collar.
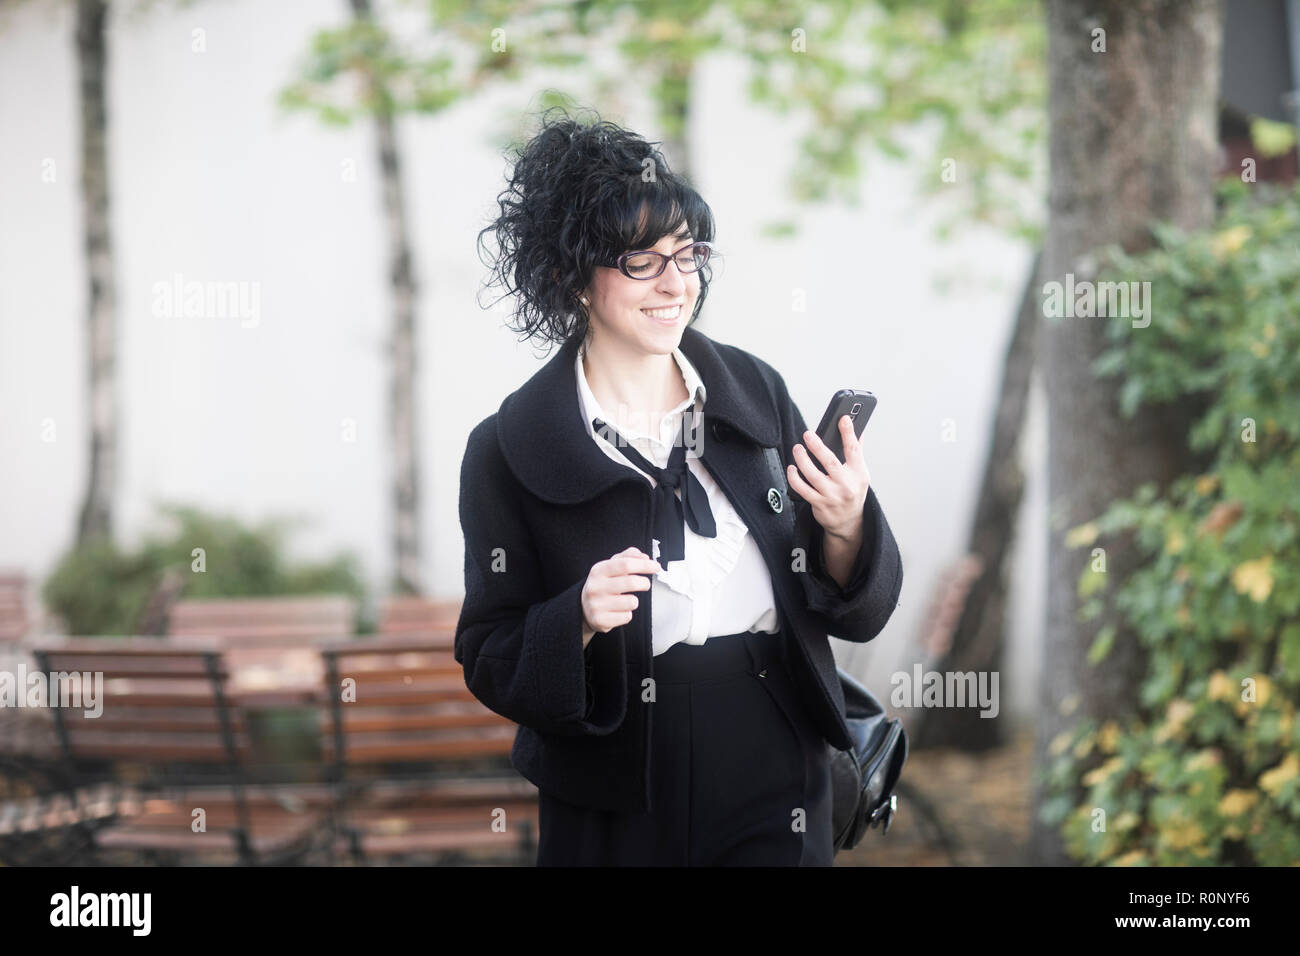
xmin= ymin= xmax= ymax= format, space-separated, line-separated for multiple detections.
xmin=496 ymin=324 xmax=782 ymax=504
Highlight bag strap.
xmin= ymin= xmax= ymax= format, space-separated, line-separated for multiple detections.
xmin=761 ymin=445 xmax=793 ymax=508
xmin=761 ymin=445 xmax=782 ymax=487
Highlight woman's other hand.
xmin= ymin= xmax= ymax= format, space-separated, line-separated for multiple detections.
xmin=581 ymin=547 xmax=663 ymax=647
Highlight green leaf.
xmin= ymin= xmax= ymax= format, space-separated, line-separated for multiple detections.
xmin=1088 ymin=626 xmax=1117 ymax=664
xmin=1280 ymin=623 xmax=1300 ymax=681
xmin=1119 ymin=378 xmax=1144 ymax=417
xmin=1250 ymin=117 xmax=1298 ymax=158
xmin=1079 ymin=566 xmax=1108 ymax=599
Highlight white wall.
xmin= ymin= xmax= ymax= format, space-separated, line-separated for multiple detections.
xmin=0 ymin=0 xmax=1045 ymax=721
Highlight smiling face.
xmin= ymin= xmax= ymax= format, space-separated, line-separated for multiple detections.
xmin=580 ymin=222 xmax=700 ymax=358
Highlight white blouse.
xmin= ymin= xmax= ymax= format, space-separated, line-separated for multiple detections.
xmin=575 ymin=344 xmax=781 ymax=656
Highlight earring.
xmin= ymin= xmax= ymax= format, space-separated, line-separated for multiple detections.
xmin=580 ymin=296 xmax=589 ymax=306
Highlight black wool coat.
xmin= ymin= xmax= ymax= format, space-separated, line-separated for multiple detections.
xmin=454 ymin=324 xmax=904 ymax=813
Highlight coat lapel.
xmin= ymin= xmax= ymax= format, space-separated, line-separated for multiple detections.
xmin=496 ymin=325 xmax=782 ymax=503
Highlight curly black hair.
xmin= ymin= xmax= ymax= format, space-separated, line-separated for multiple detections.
xmin=477 ymin=104 xmax=717 ymax=350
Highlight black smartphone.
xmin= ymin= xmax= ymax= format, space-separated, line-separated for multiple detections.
xmin=810 ymin=388 xmax=875 ymax=474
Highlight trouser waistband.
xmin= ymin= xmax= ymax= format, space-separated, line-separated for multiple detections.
xmin=651 ymin=629 xmax=785 ymax=684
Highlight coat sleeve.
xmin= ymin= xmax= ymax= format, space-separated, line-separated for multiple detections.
xmin=453 ymin=417 xmax=627 ymax=736
xmin=764 ymin=362 xmax=904 ymax=644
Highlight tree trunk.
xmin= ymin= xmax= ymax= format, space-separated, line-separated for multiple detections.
xmin=1030 ymin=0 xmax=1224 ymax=865
xmin=74 ymin=0 xmax=117 ymax=546
xmin=912 ymin=252 xmax=1041 ymax=751
xmin=349 ymin=0 xmax=423 ymax=596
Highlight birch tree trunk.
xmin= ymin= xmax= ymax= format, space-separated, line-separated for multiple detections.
xmin=349 ymin=0 xmax=423 ymax=595
xmin=74 ymin=0 xmax=117 ymax=546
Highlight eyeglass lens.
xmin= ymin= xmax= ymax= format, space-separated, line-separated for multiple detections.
xmin=622 ymin=243 xmax=710 ymax=277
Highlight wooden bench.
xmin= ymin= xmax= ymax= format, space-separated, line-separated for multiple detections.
xmin=24 ymin=637 xmax=326 ymax=865
xmin=165 ymin=593 xmax=356 ymax=689
xmin=377 ymin=596 xmax=461 ymax=640
xmin=167 ymin=594 xmax=356 ymax=645
xmin=317 ymin=633 xmax=537 ymax=864
xmin=167 ymin=594 xmax=358 ymax=643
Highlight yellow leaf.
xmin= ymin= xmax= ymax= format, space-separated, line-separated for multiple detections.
xmin=1098 ymin=721 xmax=1120 ymax=753
xmin=1162 ymin=820 xmax=1205 ymax=851
xmin=1259 ymin=753 xmax=1300 ymax=797
xmin=1206 ymin=670 xmax=1234 ymax=702
xmin=1113 ymin=850 xmax=1148 ymax=866
xmin=1168 ymin=698 xmax=1195 ymax=727
xmin=1209 ymin=224 xmax=1251 ymax=260
xmin=1255 ymin=675 xmax=1274 ymax=707
xmin=647 ymin=19 xmax=685 ymax=41
xmin=1114 ymin=810 xmax=1140 ymax=831
xmin=1065 ymin=522 xmax=1099 ymax=549
xmin=1250 ymin=340 xmax=1269 ymax=359
xmin=1217 ymin=789 xmax=1258 ymax=817
xmin=1155 ymin=698 xmax=1195 ymax=743
xmin=1165 ymin=528 xmax=1186 ymax=555
xmin=1049 ymin=730 xmax=1073 ymax=756
xmin=1083 ymin=756 xmax=1125 ymax=787
xmin=1186 ymin=749 xmax=1220 ymax=773
xmin=1231 ymin=556 xmax=1274 ymax=603
xmin=1194 ymin=474 xmax=1219 ymax=496
xmin=1234 ymin=674 xmax=1275 ymax=717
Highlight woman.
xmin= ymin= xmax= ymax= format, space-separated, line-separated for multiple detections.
xmin=457 ymin=107 xmax=903 ymax=866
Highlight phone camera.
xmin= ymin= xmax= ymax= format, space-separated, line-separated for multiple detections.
xmin=850 ymin=402 xmax=862 ymax=416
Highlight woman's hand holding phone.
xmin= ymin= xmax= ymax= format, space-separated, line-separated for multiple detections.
xmin=580 ymin=546 xmax=663 ymax=647
xmin=786 ymin=415 xmax=872 ymax=542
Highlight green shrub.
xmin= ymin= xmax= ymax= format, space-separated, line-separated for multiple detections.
xmin=1041 ymin=178 xmax=1300 ymax=865
xmin=43 ymin=503 xmax=367 ymax=636
xmin=42 ymin=536 xmax=168 ymax=636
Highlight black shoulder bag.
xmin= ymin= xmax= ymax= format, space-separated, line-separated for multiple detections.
xmin=761 ymin=445 xmax=908 ymax=851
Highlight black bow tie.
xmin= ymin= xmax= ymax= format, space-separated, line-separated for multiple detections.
xmin=591 ymin=414 xmax=717 ymax=564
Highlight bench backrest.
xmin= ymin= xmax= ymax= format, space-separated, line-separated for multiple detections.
xmin=27 ymin=638 xmax=249 ymax=770
xmin=166 ymin=594 xmax=357 ymax=648
xmin=376 ymin=596 xmax=461 ymax=642
xmin=317 ymin=634 xmax=514 ymax=781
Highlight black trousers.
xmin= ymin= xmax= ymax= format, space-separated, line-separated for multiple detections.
xmin=536 ymin=628 xmax=834 ymax=866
